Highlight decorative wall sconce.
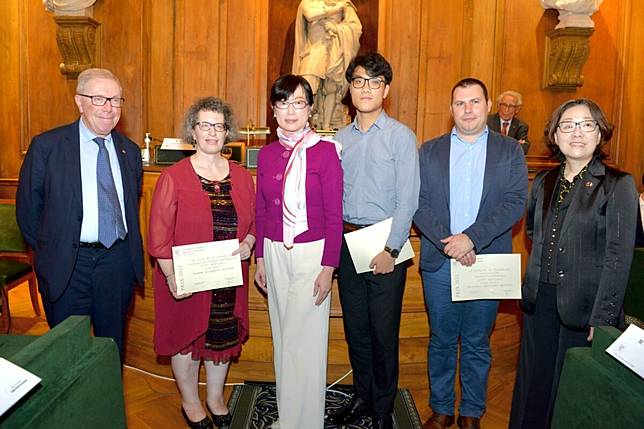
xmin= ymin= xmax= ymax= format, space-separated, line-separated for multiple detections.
xmin=53 ymin=16 xmax=99 ymax=78
xmin=540 ymin=0 xmax=603 ymax=91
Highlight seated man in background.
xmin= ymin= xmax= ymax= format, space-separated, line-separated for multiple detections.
xmin=487 ymin=90 xmax=530 ymax=154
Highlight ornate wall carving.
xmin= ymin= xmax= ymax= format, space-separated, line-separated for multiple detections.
xmin=53 ymin=16 xmax=99 ymax=77
xmin=542 ymin=27 xmax=594 ymax=90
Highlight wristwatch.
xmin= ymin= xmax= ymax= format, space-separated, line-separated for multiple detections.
xmin=384 ymin=246 xmax=400 ymax=258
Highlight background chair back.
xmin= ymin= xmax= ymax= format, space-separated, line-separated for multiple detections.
xmin=0 ymin=200 xmax=28 ymax=253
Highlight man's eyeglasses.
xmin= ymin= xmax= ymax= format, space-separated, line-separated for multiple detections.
xmin=350 ymin=76 xmax=385 ymax=90
xmin=557 ymin=120 xmax=599 ymax=133
xmin=77 ymin=94 xmax=125 ymax=107
xmin=498 ymin=102 xmax=518 ymax=109
xmin=274 ymin=99 xmax=309 ymax=110
xmin=195 ymin=121 xmax=227 ymax=132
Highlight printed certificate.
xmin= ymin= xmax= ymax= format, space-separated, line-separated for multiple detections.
xmin=172 ymin=239 xmax=243 ymax=294
xmin=450 ymin=254 xmax=521 ymax=301
xmin=0 ymin=358 xmax=41 ymax=416
xmin=344 ymin=218 xmax=414 ymax=274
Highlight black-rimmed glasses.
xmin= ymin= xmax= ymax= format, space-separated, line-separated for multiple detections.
xmin=77 ymin=94 xmax=125 ymax=107
xmin=350 ymin=76 xmax=385 ymax=90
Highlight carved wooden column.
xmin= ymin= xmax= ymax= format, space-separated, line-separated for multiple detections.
xmin=542 ymin=27 xmax=593 ymax=90
xmin=53 ymin=16 xmax=99 ymax=78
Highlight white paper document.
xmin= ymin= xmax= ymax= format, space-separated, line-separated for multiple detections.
xmin=606 ymin=324 xmax=644 ymax=379
xmin=172 ymin=239 xmax=243 ymax=294
xmin=450 ymin=254 xmax=521 ymax=301
xmin=344 ymin=218 xmax=415 ymax=274
xmin=0 ymin=358 xmax=41 ymax=416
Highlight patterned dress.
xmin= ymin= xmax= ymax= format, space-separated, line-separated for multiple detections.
xmin=181 ymin=174 xmax=241 ymax=362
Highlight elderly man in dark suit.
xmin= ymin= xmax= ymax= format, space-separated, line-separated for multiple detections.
xmin=16 ymin=68 xmax=144 ymax=361
xmin=414 ymin=78 xmax=528 ymax=429
xmin=487 ymin=90 xmax=530 ymax=154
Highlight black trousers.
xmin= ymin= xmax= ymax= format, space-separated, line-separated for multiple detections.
xmin=509 ymin=282 xmax=589 ymax=429
xmin=337 ymin=237 xmax=407 ymax=415
xmin=41 ymin=239 xmax=136 ymax=362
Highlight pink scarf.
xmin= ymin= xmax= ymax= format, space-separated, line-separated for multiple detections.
xmin=278 ymin=126 xmax=320 ymax=248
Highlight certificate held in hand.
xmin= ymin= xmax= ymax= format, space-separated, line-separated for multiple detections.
xmin=172 ymin=239 xmax=243 ymax=294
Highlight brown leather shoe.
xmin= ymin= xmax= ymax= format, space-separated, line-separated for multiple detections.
xmin=457 ymin=415 xmax=481 ymax=429
xmin=423 ymin=412 xmax=456 ymax=429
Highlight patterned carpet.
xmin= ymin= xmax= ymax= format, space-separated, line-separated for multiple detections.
xmin=226 ymin=381 xmax=422 ymax=429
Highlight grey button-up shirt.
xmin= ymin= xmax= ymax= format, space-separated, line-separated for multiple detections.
xmin=336 ymin=111 xmax=420 ymax=250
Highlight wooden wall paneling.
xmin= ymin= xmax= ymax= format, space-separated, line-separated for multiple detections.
xmin=0 ymin=0 xmax=22 ymax=179
xmin=25 ymin=0 xmax=79 ymax=148
xmin=94 ymin=0 xmax=145 ymax=144
xmin=377 ymin=0 xmax=421 ymax=132
xmin=469 ymin=0 xmax=501 ymax=86
xmin=415 ymin=1 xmax=467 ymax=141
xmin=224 ymin=0 xmax=266 ymax=132
xmin=173 ymin=0 xmax=226 ymax=133
xmin=145 ymin=0 xmax=176 ymax=143
xmin=618 ymin=0 xmax=644 ymax=184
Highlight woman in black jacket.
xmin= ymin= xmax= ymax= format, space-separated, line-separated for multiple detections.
xmin=509 ymin=98 xmax=638 ymax=429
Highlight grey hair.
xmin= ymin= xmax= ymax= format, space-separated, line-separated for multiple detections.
xmin=497 ymin=90 xmax=523 ymax=106
xmin=76 ymin=68 xmax=122 ymax=94
xmin=182 ymin=97 xmax=236 ymax=145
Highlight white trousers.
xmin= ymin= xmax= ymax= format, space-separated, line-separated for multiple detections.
xmin=264 ymin=238 xmax=331 ymax=429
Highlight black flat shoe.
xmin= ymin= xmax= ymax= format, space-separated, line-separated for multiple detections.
xmin=181 ymin=407 xmax=214 ymax=429
xmin=206 ymin=404 xmax=232 ymax=428
xmin=325 ymin=396 xmax=371 ymax=425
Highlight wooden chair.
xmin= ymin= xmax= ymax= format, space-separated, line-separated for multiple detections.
xmin=0 ymin=199 xmax=40 ymax=333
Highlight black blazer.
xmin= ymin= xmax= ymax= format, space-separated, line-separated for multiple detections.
xmin=16 ymin=120 xmax=144 ymax=301
xmin=521 ymin=158 xmax=638 ymax=329
xmin=414 ymin=131 xmax=528 ymax=271
xmin=487 ymin=113 xmax=530 ymax=154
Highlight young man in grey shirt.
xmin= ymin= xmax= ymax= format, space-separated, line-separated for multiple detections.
xmin=327 ymin=52 xmax=419 ymax=429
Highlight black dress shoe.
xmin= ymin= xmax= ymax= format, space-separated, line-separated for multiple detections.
xmin=372 ymin=412 xmax=393 ymax=429
xmin=206 ymin=404 xmax=232 ymax=428
xmin=325 ymin=396 xmax=371 ymax=425
xmin=181 ymin=407 xmax=214 ymax=429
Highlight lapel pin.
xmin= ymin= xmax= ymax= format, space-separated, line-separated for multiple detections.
xmin=584 ymin=181 xmax=593 ymax=187
xmin=121 ymin=149 xmax=126 ymax=154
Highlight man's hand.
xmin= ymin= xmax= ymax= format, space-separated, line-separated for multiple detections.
xmin=370 ymin=250 xmax=395 ymax=275
xmin=441 ymin=233 xmax=474 ymax=261
xmin=457 ymin=249 xmax=477 ymax=267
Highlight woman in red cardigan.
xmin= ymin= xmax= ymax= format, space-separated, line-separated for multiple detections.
xmin=148 ymin=97 xmax=255 ymax=429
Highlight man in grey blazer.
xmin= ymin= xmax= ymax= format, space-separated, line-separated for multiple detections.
xmin=414 ymin=78 xmax=528 ymax=429
xmin=487 ymin=90 xmax=530 ymax=154
xmin=16 ymin=68 xmax=144 ymax=361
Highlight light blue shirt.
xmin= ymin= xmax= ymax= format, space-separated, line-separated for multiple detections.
xmin=78 ymin=119 xmax=128 ymax=242
xmin=336 ymin=111 xmax=420 ymax=250
xmin=449 ymin=127 xmax=487 ymax=235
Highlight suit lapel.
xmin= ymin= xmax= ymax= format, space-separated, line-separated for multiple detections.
xmin=480 ymin=132 xmax=497 ymax=207
xmin=559 ymin=159 xmax=605 ymax=236
xmin=541 ymin=167 xmax=559 ymax=233
xmin=112 ymin=132 xmax=131 ymax=204
xmin=437 ymin=135 xmax=451 ymax=211
xmin=66 ymin=121 xmax=83 ymax=217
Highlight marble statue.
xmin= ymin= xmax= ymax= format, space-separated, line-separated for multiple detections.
xmin=541 ymin=0 xmax=604 ymax=29
xmin=293 ymin=0 xmax=362 ymax=130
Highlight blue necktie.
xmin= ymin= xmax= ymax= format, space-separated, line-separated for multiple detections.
xmin=94 ymin=137 xmax=126 ymax=247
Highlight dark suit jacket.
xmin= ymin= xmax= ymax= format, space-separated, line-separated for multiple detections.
xmin=521 ymin=158 xmax=638 ymax=329
xmin=414 ymin=132 xmax=528 ymax=272
xmin=487 ymin=113 xmax=530 ymax=154
xmin=16 ymin=120 xmax=144 ymax=302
